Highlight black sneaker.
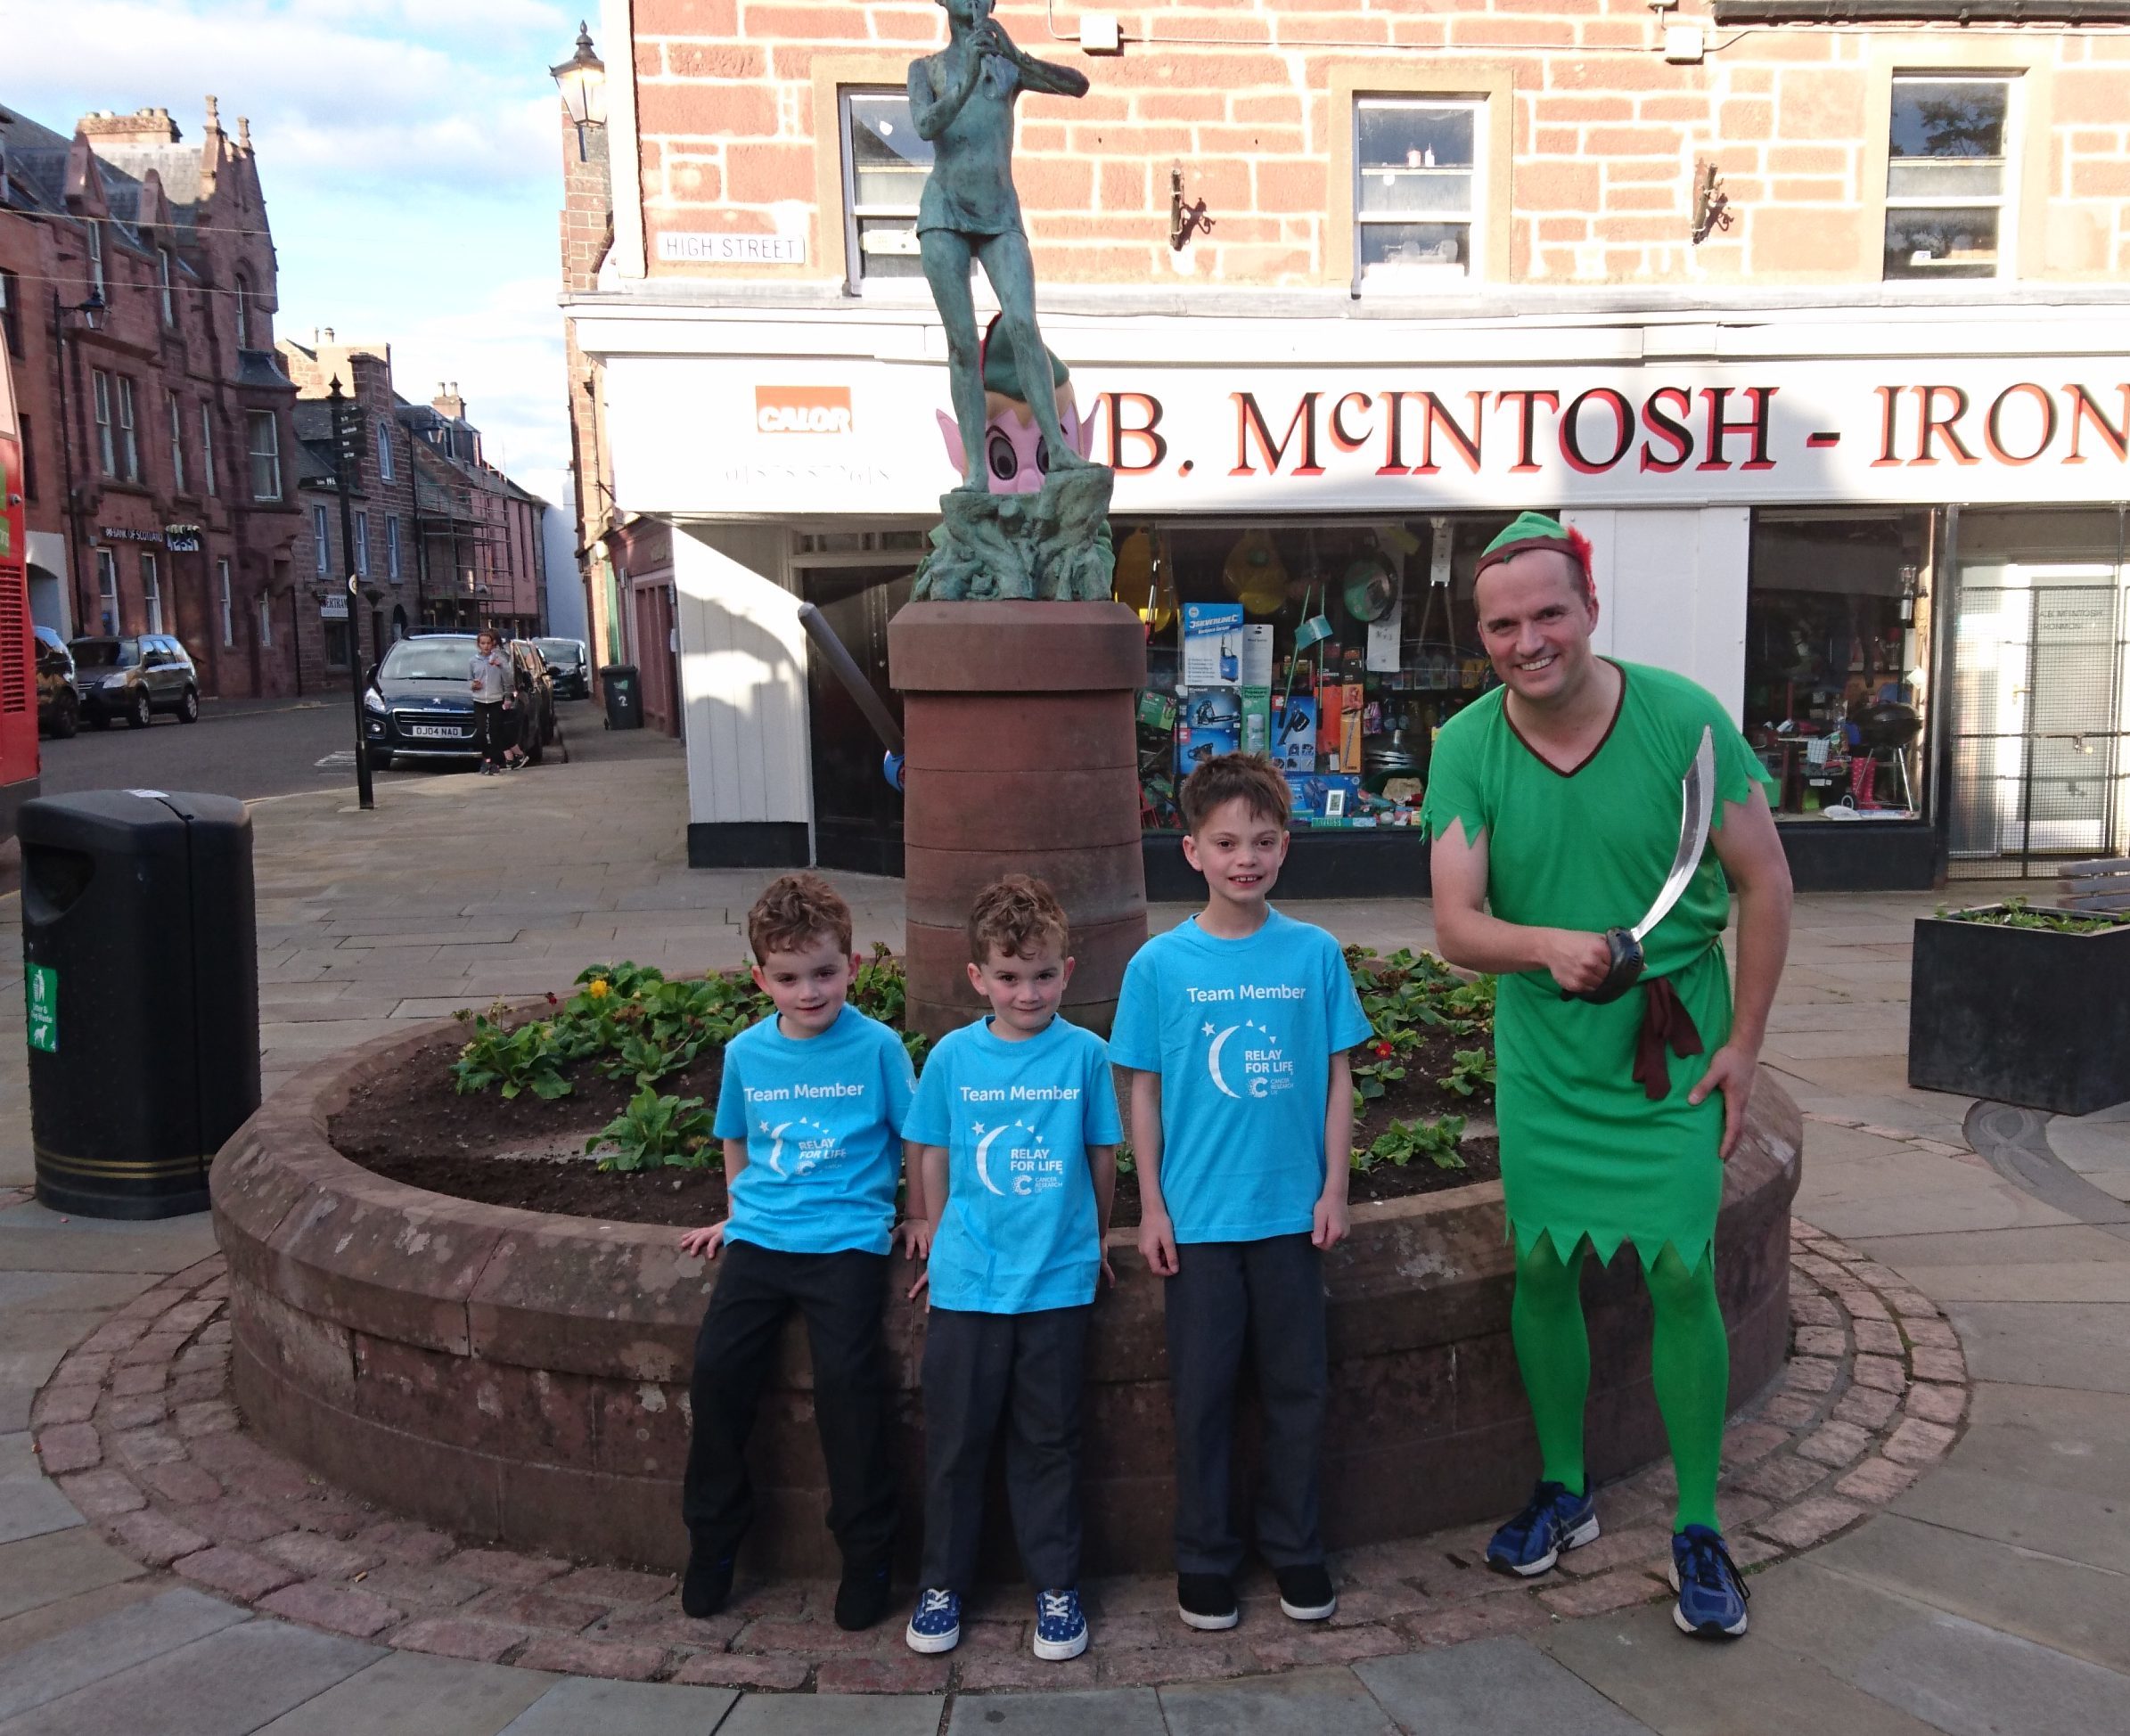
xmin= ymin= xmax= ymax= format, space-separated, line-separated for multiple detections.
xmin=680 ymin=1541 xmax=734 ymax=1618
xmin=1176 ymin=1570 xmax=1239 ymax=1631
xmin=834 ymin=1560 xmax=893 ymax=1632
xmin=1274 ymin=1562 xmax=1338 ymax=1621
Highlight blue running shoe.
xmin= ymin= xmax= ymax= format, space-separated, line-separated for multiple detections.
xmin=905 ymin=1587 xmax=961 ymax=1654
xmin=1033 ymin=1587 xmax=1089 ymax=1661
xmin=1671 ymin=1526 xmax=1750 ymax=1638
xmin=1487 ymin=1479 xmax=1600 ymax=1576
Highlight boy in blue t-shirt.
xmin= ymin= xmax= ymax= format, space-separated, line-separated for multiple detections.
xmin=899 ymin=876 xmax=1120 ymax=1664
xmin=676 ymin=873 xmax=916 ymax=1632
xmin=1110 ymin=754 xmax=1372 ymax=1633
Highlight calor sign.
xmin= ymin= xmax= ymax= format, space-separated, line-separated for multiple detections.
xmin=755 ymin=386 xmax=853 ymax=437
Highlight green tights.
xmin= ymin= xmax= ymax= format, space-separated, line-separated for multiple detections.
xmin=1509 ymin=1238 xmax=1728 ymax=1533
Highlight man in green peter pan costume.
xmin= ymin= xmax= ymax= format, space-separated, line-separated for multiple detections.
xmin=1422 ymin=513 xmax=1793 ymax=1641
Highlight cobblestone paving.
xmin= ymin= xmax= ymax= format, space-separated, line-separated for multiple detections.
xmin=29 ymin=1219 xmax=1970 ymax=1696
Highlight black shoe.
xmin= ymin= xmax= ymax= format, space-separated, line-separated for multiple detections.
xmin=834 ymin=1560 xmax=893 ymax=1632
xmin=681 ymin=1541 xmax=734 ymax=1618
xmin=1176 ymin=1570 xmax=1239 ymax=1631
xmin=1275 ymin=1562 xmax=1338 ymax=1621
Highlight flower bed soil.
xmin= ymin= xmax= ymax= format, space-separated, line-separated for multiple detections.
xmin=331 ymin=1028 xmax=1497 ymax=1231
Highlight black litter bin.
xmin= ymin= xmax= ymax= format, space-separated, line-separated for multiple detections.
xmin=601 ymin=664 xmax=643 ymax=731
xmin=20 ymin=790 xmax=260 ymax=1219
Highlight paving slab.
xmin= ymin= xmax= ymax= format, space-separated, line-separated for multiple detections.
xmin=0 ymin=1617 xmax=381 ymax=1736
xmin=1872 ymin=1260 xmax=2130 ymax=1304
xmin=1538 ymin=1592 xmax=1941 ymax=1736
xmin=1847 ymin=1225 xmax=2130 ymax=1269
xmin=0 ymin=1589 xmax=248 ymax=1722
xmin=946 ymin=1685 xmax=1166 ymax=1735
xmin=497 ymin=1675 xmax=738 ymax=1734
xmin=1945 ymin=1301 xmax=2130 ymax=1393
xmin=1355 ymin=1638 xmax=1654 ymax=1735
xmin=253 ymin=1650 xmax=558 ymax=1735
xmin=719 ymin=1693 xmax=945 ymax=1736
xmin=1812 ymin=1514 xmax=2130 ymax=1675
xmin=0 ymin=1527 xmax=146 ymax=1622
xmin=1887 ymin=1464 xmax=2130 ymax=1575
xmin=0 ymin=1435 xmax=81 ymax=1545
xmin=1852 ymin=1610 xmax=2130 ymax=1736
xmin=1161 ymin=1666 xmax=1398 ymax=1736
xmin=0 ymin=1577 xmax=165 ymax=1665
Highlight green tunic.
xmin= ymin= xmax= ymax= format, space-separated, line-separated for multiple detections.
xmin=1420 ymin=661 xmax=1774 ymax=1273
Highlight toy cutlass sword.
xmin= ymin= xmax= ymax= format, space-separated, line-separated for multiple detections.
xmin=1566 ymin=725 xmax=1717 ymax=1005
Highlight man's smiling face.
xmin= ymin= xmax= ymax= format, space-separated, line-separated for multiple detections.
xmin=1473 ymin=550 xmax=1601 ymax=706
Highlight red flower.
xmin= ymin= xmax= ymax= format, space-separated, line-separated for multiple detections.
xmin=545 ymin=992 xmax=559 ymax=1006
xmin=1372 ymin=1039 xmax=1395 ymax=1059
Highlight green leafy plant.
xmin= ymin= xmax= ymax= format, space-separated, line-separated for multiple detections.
xmin=1439 ymin=1047 xmax=1496 ymax=1099
xmin=451 ymin=1003 xmax=571 ymax=1101
xmin=1948 ymin=897 xmax=2121 ymax=936
xmin=1355 ymin=1114 xmax=1467 ymax=1175
xmin=586 ymin=1088 xmax=715 ymax=1173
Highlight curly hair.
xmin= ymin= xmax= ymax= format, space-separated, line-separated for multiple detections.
xmin=1179 ymin=751 xmax=1290 ymax=834
xmin=746 ymin=872 xmax=854 ymax=962
xmin=967 ymin=873 xmax=1071 ymax=965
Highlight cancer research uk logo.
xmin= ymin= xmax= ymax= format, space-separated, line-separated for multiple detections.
xmin=1192 ymin=983 xmax=1305 ymax=1101
xmin=755 ymin=386 xmax=853 ymax=437
xmin=962 ymin=1082 xmax=1079 ymax=1198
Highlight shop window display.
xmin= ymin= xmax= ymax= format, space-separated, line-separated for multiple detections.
xmin=1742 ymin=512 xmax=1934 ymax=822
xmin=1117 ymin=517 xmax=1520 ymax=833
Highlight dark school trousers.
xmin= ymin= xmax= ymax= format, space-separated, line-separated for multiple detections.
xmin=1166 ymin=1232 xmax=1328 ymax=1577
xmin=919 ymin=1305 xmax=1091 ymax=1595
xmin=682 ymin=1238 xmax=897 ymax=1570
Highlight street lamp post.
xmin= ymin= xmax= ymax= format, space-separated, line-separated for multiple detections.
xmin=550 ymin=22 xmax=607 ymax=161
xmin=328 ymin=377 xmax=374 ymax=810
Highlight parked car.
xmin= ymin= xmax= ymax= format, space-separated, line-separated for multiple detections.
xmin=34 ymin=626 xmax=78 ymax=739
xmin=363 ymin=633 xmax=547 ymax=769
xmin=535 ymin=636 xmax=591 ymax=700
xmin=70 ymin=634 xmax=200 ymax=728
xmin=511 ymin=639 xmax=558 ymax=746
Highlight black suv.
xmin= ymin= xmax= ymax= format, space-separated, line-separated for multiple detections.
xmin=534 ymin=636 xmax=590 ymax=700
xmin=364 ymin=633 xmax=550 ymax=768
xmin=34 ymin=626 xmax=78 ymax=738
xmin=70 ymin=634 xmax=201 ymax=729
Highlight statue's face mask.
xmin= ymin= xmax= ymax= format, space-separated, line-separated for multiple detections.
xmin=936 ymin=388 xmax=1094 ymax=495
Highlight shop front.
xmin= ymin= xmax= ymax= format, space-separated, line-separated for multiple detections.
xmin=578 ymin=299 xmax=2130 ymax=893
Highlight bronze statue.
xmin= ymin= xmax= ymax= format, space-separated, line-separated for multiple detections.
xmin=911 ymin=0 xmax=1093 ymax=494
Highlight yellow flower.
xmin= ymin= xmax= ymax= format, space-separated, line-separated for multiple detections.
xmin=587 ymin=979 xmax=610 ymax=1001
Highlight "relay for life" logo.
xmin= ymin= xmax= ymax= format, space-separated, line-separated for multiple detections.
xmin=755 ymin=386 xmax=853 ymax=436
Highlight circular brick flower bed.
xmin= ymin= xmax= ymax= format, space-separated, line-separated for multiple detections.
xmin=29 ymin=1221 xmax=1969 ymax=1694
xmin=206 ymin=1022 xmax=1803 ymax=1581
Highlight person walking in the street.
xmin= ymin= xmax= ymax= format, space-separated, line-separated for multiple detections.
xmin=1422 ymin=513 xmax=1794 ymax=1641
xmin=468 ymin=629 xmax=525 ymax=775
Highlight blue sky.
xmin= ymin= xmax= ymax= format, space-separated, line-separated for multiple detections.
xmin=10 ymin=0 xmax=581 ymax=519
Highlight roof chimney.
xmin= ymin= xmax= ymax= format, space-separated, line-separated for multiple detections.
xmin=321 ymin=326 xmax=334 ymax=342
xmin=432 ymin=383 xmax=466 ymax=421
xmin=76 ymin=106 xmax=182 ymax=145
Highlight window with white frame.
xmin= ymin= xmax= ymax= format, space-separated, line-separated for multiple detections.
xmin=313 ymin=504 xmax=330 ymax=574
xmin=355 ymin=510 xmax=370 ymax=577
xmin=86 ymin=219 xmax=104 ymax=299
xmin=96 ymin=547 xmax=119 ymax=635
xmin=233 ymin=271 xmax=251 ymax=347
xmin=167 ymin=391 xmax=185 ymax=493
xmin=1355 ymin=97 xmax=1484 ymax=287
xmin=258 ymin=592 xmax=273 ymax=647
xmin=117 ymin=377 xmax=139 ymax=480
xmin=248 ymin=411 xmax=281 ymax=500
xmin=157 ymin=248 xmax=174 ymax=323
xmin=142 ymin=553 xmax=162 ymax=633
xmin=217 ymin=557 xmax=233 ymax=648
xmin=1884 ymin=75 xmax=2015 ymax=281
xmin=387 ymin=515 xmax=401 ymax=582
xmin=376 ymin=418 xmax=394 ymax=481
xmin=92 ymin=370 xmax=116 ymax=474
xmin=840 ymin=88 xmax=930 ymax=291
xmin=199 ymin=403 xmax=217 ymax=495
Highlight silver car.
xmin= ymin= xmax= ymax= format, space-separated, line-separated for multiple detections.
xmin=69 ymin=635 xmax=201 ymax=729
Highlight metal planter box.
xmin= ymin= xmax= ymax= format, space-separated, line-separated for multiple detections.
xmin=1908 ymin=907 xmax=2130 ymax=1115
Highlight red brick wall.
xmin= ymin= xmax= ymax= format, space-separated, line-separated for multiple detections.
xmin=619 ymin=1 xmax=2130 ymax=287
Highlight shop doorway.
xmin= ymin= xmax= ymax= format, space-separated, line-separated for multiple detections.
xmin=798 ymin=562 xmax=910 ymax=877
xmin=1948 ymin=565 xmax=2129 ymax=872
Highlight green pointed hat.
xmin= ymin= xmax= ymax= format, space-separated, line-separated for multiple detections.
xmin=1474 ymin=512 xmax=1593 ymax=585
xmin=980 ymin=315 xmax=1069 ymax=398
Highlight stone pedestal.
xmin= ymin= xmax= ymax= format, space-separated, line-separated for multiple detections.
xmin=889 ymin=600 xmax=1148 ymax=1042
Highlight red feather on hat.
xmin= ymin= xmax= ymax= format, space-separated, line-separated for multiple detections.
xmin=1564 ymin=524 xmax=1596 ymax=598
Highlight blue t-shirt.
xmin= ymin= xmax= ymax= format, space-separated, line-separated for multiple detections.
xmin=712 ymin=1004 xmax=915 ymax=1256
xmin=904 ymin=1016 xmax=1123 ymax=1314
xmin=1109 ymin=907 xmax=1372 ymax=1244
